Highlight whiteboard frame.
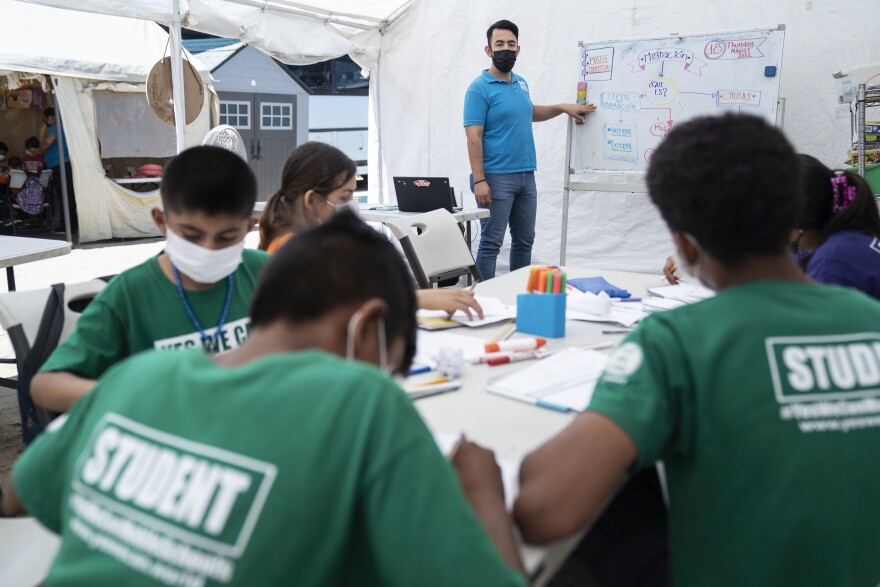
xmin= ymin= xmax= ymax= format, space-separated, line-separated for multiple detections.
xmin=559 ymin=24 xmax=786 ymax=264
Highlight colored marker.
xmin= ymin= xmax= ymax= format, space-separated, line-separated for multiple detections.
xmin=487 ymin=350 xmax=540 ymax=366
xmin=552 ymin=271 xmax=562 ymax=294
xmin=545 ymin=270 xmax=555 ymax=293
xmin=485 ymin=337 xmax=547 ymax=353
xmin=538 ymin=270 xmax=548 ymax=293
xmin=408 ymin=365 xmax=432 ymax=376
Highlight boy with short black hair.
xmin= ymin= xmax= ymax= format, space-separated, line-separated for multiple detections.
xmin=515 ymin=114 xmax=880 ymax=585
xmin=22 ymin=136 xmax=45 ymax=176
xmin=5 ymin=212 xmax=526 ymax=586
xmin=32 ymin=146 xmax=269 ymax=413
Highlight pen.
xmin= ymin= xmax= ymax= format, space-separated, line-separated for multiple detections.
xmin=603 ymin=329 xmax=634 ymax=334
xmin=485 ymin=337 xmax=547 ymax=353
xmin=410 ymin=376 xmax=450 ymax=387
xmin=617 ymin=297 xmax=642 ymax=303
xmin=405 ymin=380 xmax=462 ymax=399
xmin=408 ymin=365 xmax=432 ymax=376
xmin=448 ymin=433 xmax=466 ymax=460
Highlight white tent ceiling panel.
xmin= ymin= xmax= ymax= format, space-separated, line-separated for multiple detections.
xmin=0 ymin=0 xmax=173 ymax=82
xmin=16 ymin=0 xmax=412 ymax=70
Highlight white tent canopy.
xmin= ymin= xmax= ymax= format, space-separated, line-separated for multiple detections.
xmin=3 ymin=0 xmax=215 ymax=242
xmin=17 ymin=0 xmax=412 ymax=70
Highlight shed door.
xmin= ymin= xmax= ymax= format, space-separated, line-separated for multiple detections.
xmin=219 ymin=93 xmax=297 ymax=202
xmin=253 ymin=95 xmax=296 ymax=202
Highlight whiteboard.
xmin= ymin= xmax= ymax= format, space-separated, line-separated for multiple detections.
xmin=570 ymin=26 xmax=786 ymax=174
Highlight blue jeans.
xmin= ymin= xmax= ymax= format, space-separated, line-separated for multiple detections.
xmin=473 ymin=172 xmax=537 ymax=279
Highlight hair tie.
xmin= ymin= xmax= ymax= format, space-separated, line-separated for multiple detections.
xmin=830 ymin=172 xmax=856 ymax=213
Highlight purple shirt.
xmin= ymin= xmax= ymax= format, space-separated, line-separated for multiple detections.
xmin=806 ymin=230 xmax=880 ymax=300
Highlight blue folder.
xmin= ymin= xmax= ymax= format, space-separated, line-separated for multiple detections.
xmin=567 ymin=276 xmax=631 ymax=298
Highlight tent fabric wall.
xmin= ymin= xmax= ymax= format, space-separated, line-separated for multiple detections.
xmin=53 ymin=79 xmax=215 ymax=242
xmin=373 ymin=0 xmax=880 ymax=273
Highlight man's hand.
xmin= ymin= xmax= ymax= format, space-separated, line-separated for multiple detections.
xmin=562 ymin=102 xmax=597 ymax=125
xmin=416 ymin=289 xmax=485 ymax=320
xmin=474 ymin=180 xmax=492 ymax=207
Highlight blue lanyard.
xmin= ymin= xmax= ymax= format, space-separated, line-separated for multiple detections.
xmin=172 ymin=264 xmax=233 ymax=351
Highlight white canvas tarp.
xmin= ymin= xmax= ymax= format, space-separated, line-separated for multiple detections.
xmin=3 ymin=0 xmax=215 ymax=242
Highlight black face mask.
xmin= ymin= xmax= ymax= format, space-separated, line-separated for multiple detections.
xmin=491 ymin=49 xmax=517 ymax=73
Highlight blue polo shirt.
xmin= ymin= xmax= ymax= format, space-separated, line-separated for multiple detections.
xmin=463 ymin=70 xmax=536 ymax=174
xmin=44 ymin=124 xmax=70 ymax=168
xmin=806 ymin=229 xmax=880 ymax=300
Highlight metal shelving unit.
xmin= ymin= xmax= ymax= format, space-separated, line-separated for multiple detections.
xmin=853 ymin=83 xmax=880 ymax=177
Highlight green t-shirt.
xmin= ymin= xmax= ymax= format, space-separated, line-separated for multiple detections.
xmin=15 ymin=349 xmax=525 ymax=587
xmin=589 ymin=280 xmax=880 ymax=586
xmin=41 ymin=249 xmax=269 ymax=379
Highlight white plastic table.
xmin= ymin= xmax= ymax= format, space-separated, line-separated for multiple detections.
xmin=0 ymin=236 xmax=71 ymax=292
xmin=414 ymin=265 xmax=662 ymax=585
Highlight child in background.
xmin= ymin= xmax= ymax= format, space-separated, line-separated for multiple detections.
xmin=4 ymin=212 xmax=526 ymax=586
xmin=22 ymin=136 xmax=46 ymax=176
xmin=260 ymin=141 xmax=485 ymax=319
xmin=791 ymin=154 xmax=880 ymax=299
xmin=515 ymin=114 xmax=880 ymax=586
xmin=31 ymin=146 xmax=270 ymax=413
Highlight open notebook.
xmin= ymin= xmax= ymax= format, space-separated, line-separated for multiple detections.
xmin=487 ymin=348 xmax=609 ymax=412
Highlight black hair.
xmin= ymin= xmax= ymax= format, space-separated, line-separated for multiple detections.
xmin=487 ymin=20 xmax=519 ymax=45
xmin=250 ymin=210 xmax=417 ymax=374
xmin=0 ymin=142 xmax=7 ymax=153
xmin=43 ymin=108 xmax=55 ymax=119
xmin=25 ymin=136 xmax=40 ymax=150
xmin=160 ymin=146 xmax=256 ymax=218
xmin=646 ymin=113 xmax=802 ymax=265
xmin=796 ymin=154 xmax=880 ymax=240
xmin=8 ymin=156 xmax=22 ymax=169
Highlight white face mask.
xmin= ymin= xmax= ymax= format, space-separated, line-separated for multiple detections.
xmin=326 ymin=199 xmax=360 ymax=216
xmin=164 ymin=227 xmax=245 ymax=284
xmin=345 ymin=310 xmax=391 ymax=373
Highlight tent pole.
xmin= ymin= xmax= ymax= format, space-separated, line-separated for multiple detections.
xmin=170 ymin=0 xmax=187 ymax=153
xmin=374 ymin=51 xmax=384 ymax=204
xmin=52 ymin=78 xmax=73 ymax=244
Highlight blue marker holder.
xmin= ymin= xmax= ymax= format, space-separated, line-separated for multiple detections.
xmin=516 ymin=293 xmax=566 ymax=338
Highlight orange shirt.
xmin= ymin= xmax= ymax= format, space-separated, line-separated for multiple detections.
xmin=266 ymin=231 xmax=294 ymax=254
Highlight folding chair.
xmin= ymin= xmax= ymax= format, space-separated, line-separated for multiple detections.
xmin=382 ymin=209 xmax=483 ymax=289
xmin=0 ymin=279 xmax=107 ymax=439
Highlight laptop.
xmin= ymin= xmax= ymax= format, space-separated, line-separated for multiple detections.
xmin=393 ymin=177 xmax=460 ymax=213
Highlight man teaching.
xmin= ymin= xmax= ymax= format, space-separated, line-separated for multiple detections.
xmin=464 ymin=19 xmax=596 ymax=279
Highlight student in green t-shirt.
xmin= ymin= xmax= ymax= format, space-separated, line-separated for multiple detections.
xmin=515 ymin=114 xmax=880 ymax=586
xmin=4 ymin=212 xmax=526 ymax=586
xmin=31 ymin=146 xmax=270 ymax=413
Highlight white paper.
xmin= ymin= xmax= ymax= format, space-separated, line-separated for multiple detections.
xmin=451 ymin=296 xmax=516 ymax=328
xmin=646 ymin=283 xmax=715 ymax=303
xmin=567 ymin=303 xmax=646 ymax=327
xmin=642 ymin=297 xmax=686 ymax=312
xmin=415 ymin=330 xmax=487 ymax=364
xmin=488 ymin=348 xmax=609 ymax=400
xmin=434 ymin=433 xmax=520 ymax=510
xmin=566 ymin=289 xmax=612 ymax=316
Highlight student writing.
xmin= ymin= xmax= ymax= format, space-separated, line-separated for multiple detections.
xmin=515 ymin=114 xmax=880 ymax=586
xmin=4 ymin=212 xmax=526 ymax=586
xmin=31 ymin=146 xmax=270 ymax=413
xmin=259 ymin=141 xmax=485 ymax=319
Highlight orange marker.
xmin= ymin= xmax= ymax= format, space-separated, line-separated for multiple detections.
xmin=527 ymin=267 xmax=539 ymax=293
xmin=538 ymin=270 xmax=548 ymax=293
